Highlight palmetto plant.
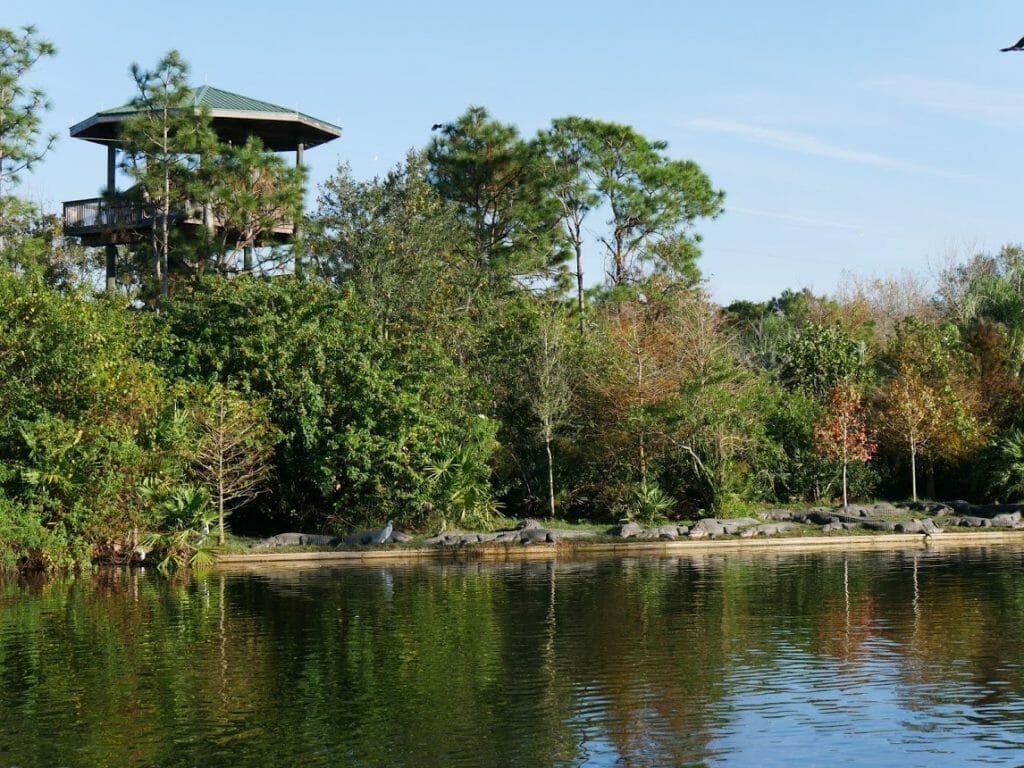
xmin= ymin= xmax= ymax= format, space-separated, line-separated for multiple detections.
xmin=425 ymin=416 xmax=503 ymax=530
xmin=629 ymin=481 xmax=674 ymax=525
xmin=991 ymin=429 xmax=1024 ymax=501
xmin=141 ymin=483 xmax=218 ymax=572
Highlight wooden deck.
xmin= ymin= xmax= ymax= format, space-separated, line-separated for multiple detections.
xmin=63 ymin=197 xmax=295 ymax=246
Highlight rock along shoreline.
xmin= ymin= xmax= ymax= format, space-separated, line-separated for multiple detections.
xmin=216 ymin=500 xmax=1024 ymax=568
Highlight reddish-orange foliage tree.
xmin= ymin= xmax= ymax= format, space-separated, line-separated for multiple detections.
xmin=588 ymin=296 xmax=683 ymax=486
xmin=814 ymin=383 xmax=875 ymax=507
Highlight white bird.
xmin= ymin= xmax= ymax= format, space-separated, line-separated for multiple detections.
xmin=374 ymin=520 xmax=393 ymax=545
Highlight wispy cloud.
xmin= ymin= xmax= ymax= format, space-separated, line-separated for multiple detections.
xmin=728 ymin=205 xmax=863 ymax=233
xmin=866 ymin=75 xmax=1024 ymax=124
xmin=682 ymin=118 xmax=958 ymax=178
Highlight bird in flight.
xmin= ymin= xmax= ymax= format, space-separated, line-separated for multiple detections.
xmin=431 ymin=123 xmax=445 ymax=131
xmin=1001 ymin=35 xmax=1024 ymax=51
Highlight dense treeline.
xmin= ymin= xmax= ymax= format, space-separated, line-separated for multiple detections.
xmin=2 ymin=35 xmax=1024 ymax=568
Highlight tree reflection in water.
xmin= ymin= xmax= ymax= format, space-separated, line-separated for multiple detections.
xmin=1 ymin=547 xmax=1023 ymax=766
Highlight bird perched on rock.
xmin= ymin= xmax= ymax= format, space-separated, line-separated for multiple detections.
xmin=1001 ymin=35 xmax=1024 ymax=51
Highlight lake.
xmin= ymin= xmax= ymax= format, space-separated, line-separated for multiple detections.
xmin=2 ymin=545 xmax=1024 ymax=767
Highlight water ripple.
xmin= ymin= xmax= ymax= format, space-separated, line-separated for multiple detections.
xmin=3 ymin=547 xmax=1024 ymax=766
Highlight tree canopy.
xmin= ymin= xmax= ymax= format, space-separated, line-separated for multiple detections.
xmin=6 ymin=38 xmax=1024 ymax=570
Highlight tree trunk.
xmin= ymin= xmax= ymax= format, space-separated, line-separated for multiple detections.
xmin=842 ymin=459 xmax=848 ymax=508
xmin=910 ymin=436 xmax=918 ymax=502
xmin=575 ymin=240 xmax=585 ymax=335
xmin=151 ymin=225 xmax=160 ymax=308
xmin=841 ymin=421 xmax=849 ymax=508
xmin=638 ymin=431 xmax=647 ymax=487
xmin=545 ymin=430 xmax=555 ymax=519
xmin=218 ymin=450 xmax=225 ymax=545
xmin=925 ymin=464 xmax=936 ymax=500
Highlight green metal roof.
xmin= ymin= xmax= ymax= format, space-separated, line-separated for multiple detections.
xmin=71 ymin=85 xmax=342 ymax=151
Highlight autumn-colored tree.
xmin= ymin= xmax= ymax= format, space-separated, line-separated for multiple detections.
xmin=876 ymin=319 xmax=984 ymax=501
xmin=878 ymin=367 xmax=936 ymax=502
xmin=963 ymin=318 xmax=1023 ymax=429
xmin=588 ymin=292 xmax=684 ymax=487
xmin=814 ymin=383 xmax=875 ymax=507
xmin=585 ymin=284 xmax=768 ymax=513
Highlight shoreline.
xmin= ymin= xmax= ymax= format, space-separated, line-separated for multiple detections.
xmin=214 ymin=529 xmax=1024 ymax=569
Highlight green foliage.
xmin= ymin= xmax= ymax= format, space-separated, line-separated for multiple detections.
xmin=161 ymin=276 xmax=480 ymax=529
xmin=952 ymin=245 xmax=1024 ymax=375
xmin=625 ymin=481 xmax=675 ymax=525
xmin=0 ymin=492 xmax=48 ymax=569
xmin=781 ymin=322 xmax=866 ymax=399
xmin=525 ymin=303 xmax=574 ymax=517
xmin=309 ymin=152 xmax=468 ymax=342
xmin=0 ymin=268 xmax=185 ymax=566
xmin=762 ymin=388 xmax=836 ymax=503
xmin=187 ymin=382 xmax=278 ymax=544
xmin=427 ymin=106 xmax=570 ymax=293
xmin=875 ymin=318 xmax=984 ymax=500
xmin=560 ymin=118 xmax=724 ymax=287
xmin=12 ymin=76 xmax=1024 ymax=566
xmin=987 ymin=429 xmax=1024 ymax=501
xmin=119 ymin=50 xmax=216 ymax=299
xmin=661 ymin=360 xmax=779 ymax=515
xmin=140 ymin=482 xmax=217 ymax=571
xmin=0 ymin=200 xmax=96 ymax=289
xmin=204 ymin=136 xmax=306 ymax=275
xmin=538 ymin=118 xmax=601 ymax=328
xmin=426 ymin=415 xmax=504 ymax=529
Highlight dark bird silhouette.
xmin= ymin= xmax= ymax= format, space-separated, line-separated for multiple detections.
xmin=431 ymin=123 xmax=445 ymax=131
xmin=1001 ymin=35 xmax=1024 ymax=51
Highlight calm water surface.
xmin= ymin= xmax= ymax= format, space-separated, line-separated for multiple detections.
xmin=2 ymin=546 xmax=1024 ymax=767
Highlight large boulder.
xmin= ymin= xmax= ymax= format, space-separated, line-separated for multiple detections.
xmin=990 ymin=512 xmax=1022 ymax=528
xmin=611 ymin=522 xmax=645 ymax=538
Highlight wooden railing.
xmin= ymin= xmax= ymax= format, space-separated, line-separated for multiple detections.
xmin=63 ymin=197 xmax=296 ymax=240
xmin=63 ymin=198 xmax=151 ymax=233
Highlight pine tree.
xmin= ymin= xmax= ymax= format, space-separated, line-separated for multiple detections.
xmin=0 ymin=25 xmax=56 ymax=237
xmin=119 ymin=51 xmax=214 ymax=301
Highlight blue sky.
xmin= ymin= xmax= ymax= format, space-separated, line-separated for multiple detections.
xmin=7 ymin=1 xmax=1024 ymax=304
